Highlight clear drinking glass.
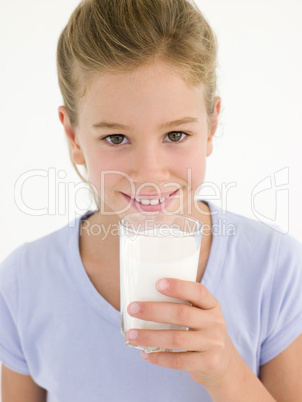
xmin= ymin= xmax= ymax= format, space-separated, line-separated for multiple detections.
xmin=119 ymin=212 xmax=203 ymax=353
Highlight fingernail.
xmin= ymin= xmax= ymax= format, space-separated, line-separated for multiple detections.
xmin=127 ymin=329 xmax=138 ymax=340
xmin=156 ymin=279 xmax=169 ymax=291
xmin=128 ymin=302 xmax=139 ymax=315
xmin=141 ymin=351 xmax=149 ymax=359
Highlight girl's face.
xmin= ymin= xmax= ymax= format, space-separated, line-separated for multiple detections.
xmin=59 ymin=61 xmax=220 ymax=220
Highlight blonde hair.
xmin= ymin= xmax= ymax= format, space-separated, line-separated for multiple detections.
xmin=57 ymin=0 xmax=218 ymax=192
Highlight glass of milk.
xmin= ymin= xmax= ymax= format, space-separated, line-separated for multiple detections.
xmin=119 ymin=212 xmax=203 ymax=352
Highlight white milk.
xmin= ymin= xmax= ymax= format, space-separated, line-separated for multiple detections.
xmin=120 ymin=230 xmax=201 ymax=336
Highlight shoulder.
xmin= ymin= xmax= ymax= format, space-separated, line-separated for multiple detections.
xmin=217 ymin=204 xmax=280 ymax=242
xmin=0 ymin=215 xmax=83 ymax=289
xmin=215 ymin=201 xmax=302 ymax=317
xmin=207 ymin=201 xmax=302 ymax=285
xmin=214 ymin=202 xmax=302 ymax=261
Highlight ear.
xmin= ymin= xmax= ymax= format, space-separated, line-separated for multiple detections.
xmin=58 ymin=106 xmax=86 ymax=165
xmin=206 ymin=97 xmax=221 ymax=157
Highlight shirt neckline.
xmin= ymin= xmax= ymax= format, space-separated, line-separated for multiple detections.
xmin=68 ymin=200 xmax=228 ymax=324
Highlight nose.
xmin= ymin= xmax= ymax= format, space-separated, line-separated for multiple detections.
xmin=129 ymin=144 xmax=170 ymax=184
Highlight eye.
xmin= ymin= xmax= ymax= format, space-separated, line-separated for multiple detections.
xmin=102 ymin=135 xmax=129 ymax=145
xmin=164 ymin=131 xmax=189 ymax=142
xmin=101 ymin=131 xmax=189 ymax=146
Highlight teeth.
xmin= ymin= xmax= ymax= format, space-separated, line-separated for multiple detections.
xmin=133 ymin=194 xmax=170 ymax=205
xmin=150 ymin=199 xmax=159 ymax=205
xmin=140 ymin=199 xmax=150 ymax=205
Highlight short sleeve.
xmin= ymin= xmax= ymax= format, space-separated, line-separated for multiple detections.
xmin=0 ymin=248 xmax=30 ymax=375
xmin=260 ymin=233 xmax=302 ymax=365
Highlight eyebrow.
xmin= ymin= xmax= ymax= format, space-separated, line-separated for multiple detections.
xmin=92 ymin=117 xmax=199 ymax=130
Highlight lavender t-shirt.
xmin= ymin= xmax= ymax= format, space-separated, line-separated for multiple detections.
xmin=0 ymin=201 xmax=302 ymax=402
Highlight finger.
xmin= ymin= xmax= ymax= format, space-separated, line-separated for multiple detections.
xmin=156 ymin=278 xmax=218 ymax=310
xmin=141 ymin=350 xmax=207 ymax=373
xmin=126 ymin=328 xmax=212 ymax=352
xmin=127 ymin=301 xmax=213 ymax=329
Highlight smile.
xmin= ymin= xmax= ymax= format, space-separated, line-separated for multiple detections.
xmin=122 ymin=189 xmax=180 ymax=212
xmin=130 ymin=194 xmax=170 ymax=205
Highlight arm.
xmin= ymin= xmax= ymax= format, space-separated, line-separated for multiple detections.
xmin=259 ymin=334 xmax=302 ymax=402
xmin=1 ymin=365 xmax=47 ymax=402
xmin=198 ymin=334 xmax=302 ymax=401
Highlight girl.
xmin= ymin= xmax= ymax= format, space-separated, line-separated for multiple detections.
xmin=1 ymin=0 xmax=301 ymax=401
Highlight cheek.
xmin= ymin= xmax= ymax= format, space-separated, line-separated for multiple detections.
xmin=84 ymin=150 xmax=118 ymax=187
xmin=172 ymin=145 xmax=206 ymax=183
xmin=85 ymin=151 xmax=133 ymax=195
xmin=191 ymin=158 xmax=206 ymax=193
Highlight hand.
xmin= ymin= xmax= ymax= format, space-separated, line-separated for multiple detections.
xmin=126 ymin=278 xmax=241 ymax=388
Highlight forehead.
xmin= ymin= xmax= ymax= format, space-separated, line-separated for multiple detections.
xmin=78 ymin=61 xmax=207 ymax=126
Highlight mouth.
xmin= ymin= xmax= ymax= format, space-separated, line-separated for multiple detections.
xmin=121 ymin=188 xmax=180 ymax=212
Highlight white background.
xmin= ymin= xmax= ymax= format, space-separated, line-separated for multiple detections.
xmin=0 ymin=0 xmax=302 ymax=391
